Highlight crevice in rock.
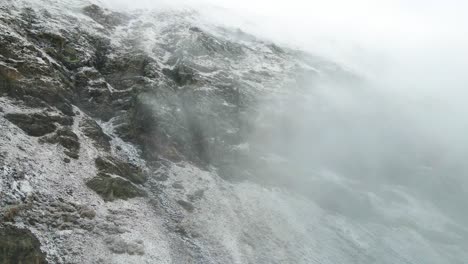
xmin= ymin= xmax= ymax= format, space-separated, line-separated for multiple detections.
xmin=0 ymin=226 xmax=48 ymax=264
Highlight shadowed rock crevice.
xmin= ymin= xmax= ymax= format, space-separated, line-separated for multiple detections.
xmin=0 ymin=226 xmax=48 ymax=264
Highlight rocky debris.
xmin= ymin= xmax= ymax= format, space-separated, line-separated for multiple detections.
xmin=172 ymin=182 xmax=184 ymax=190
xmin=2 ymin=205 xmax=24 ymax=222
xmin=78 ymin=205 xmax=96 ymax=219
xmin=96 ymin=221 xmax=127 ymax=235
xmin=41 ymin=128 xmax=80 ymax=159
xmin=104 ymin=236 xmax=145 ymax=255
xmin=174 ymin=224 xmax=189 ymax=237
xmin=0 ymin=64 xmax=23 ymax=82
xmin=0 ymin=165 xmax=31 ymax=207
xmin=187 ymin=189 xmax=205 ymax=202
xmin=0 ymin=225 xmax=48 ymax=264
xmin=173 ymin=222 xmax=201 ymax=238
xmin=162 ymin=65 xmax=197 ymax=86
xmin=154 ymin=167 xmax=169 ymax=182
xmin=86 ymin=173 xmax=146 ymax=201
xmin=177 ymin=200 xmax=195 ymax=213
xmin=1 ymin=193 xmax=97 ymax=232
xmin=95 ymin=156 xmax=147 ymax=184
xmin=79 ymin=118 xmax=111 ymax=151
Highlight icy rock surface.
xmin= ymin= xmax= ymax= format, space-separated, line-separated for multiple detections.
xmin=0 ymin=0 xmax=467 ymax=264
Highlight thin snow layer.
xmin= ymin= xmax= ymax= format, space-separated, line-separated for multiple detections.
xmin=2 ymin=92 xmax=466 ymax=263
xmin=0 ymin=98 xmax=172 ymax=264
xmin=160 ymin=162 xmax=468 ymax=264
xmin=1 ymin=1 xmax=467 ymax=263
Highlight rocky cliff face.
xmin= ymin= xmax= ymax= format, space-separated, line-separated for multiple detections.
xmin=0 ymin=0 xmax=353 ymax=263
xmin=5 ymin=1 xmax=466 ymax=264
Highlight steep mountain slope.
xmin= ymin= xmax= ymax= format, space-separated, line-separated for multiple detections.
xmin=1 ymin=1 xmax=467 ymax=264
xmin=0 ymin=1 xmax=347 ymax=263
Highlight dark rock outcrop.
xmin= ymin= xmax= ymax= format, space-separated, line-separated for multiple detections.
xmin=0 ymin=33 xmax=75 ymax=116
xmin=5 ymin=112 xmax=72 ymax=137
xmin=79 ymin=118 xmax=111 ymax=151
xmin=95 ymin=156 xmax=147 ymax=184
xmin=0 ymin=226 xmax=48 ymax=264
xmin=177 ymin=200 xmax=195 ymax=213
xmin=41 ymin=128 xmax=80 ymax=159
xmin=86 ymin=173 xmax=146 ymax=201
xmin=162 ymin=65 xmax=197 ymax=86
xmin=82 ymin=4 xmax=129 ymax=29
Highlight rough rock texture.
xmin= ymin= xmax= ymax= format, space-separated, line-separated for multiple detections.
xmin=41 ymin=127 xmax=81 ymax=159
xmin=1 ymin=1 xmax=465 ymax=264
xmin=95 ymin=156 xmax=146 ymax=184
xmin=5 ymin=112 xmax=72 ymax=137
xmin=0 ymin=1 xmax=383 ymax=263
xmin=79 ymin=117 xmax=111 ymax=151
xmin=86 ymin=173 xmax=146 ymax=201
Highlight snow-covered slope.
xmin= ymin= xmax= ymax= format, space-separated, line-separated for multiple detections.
xmin=1 ymin=0 xmax=467 ymax=264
